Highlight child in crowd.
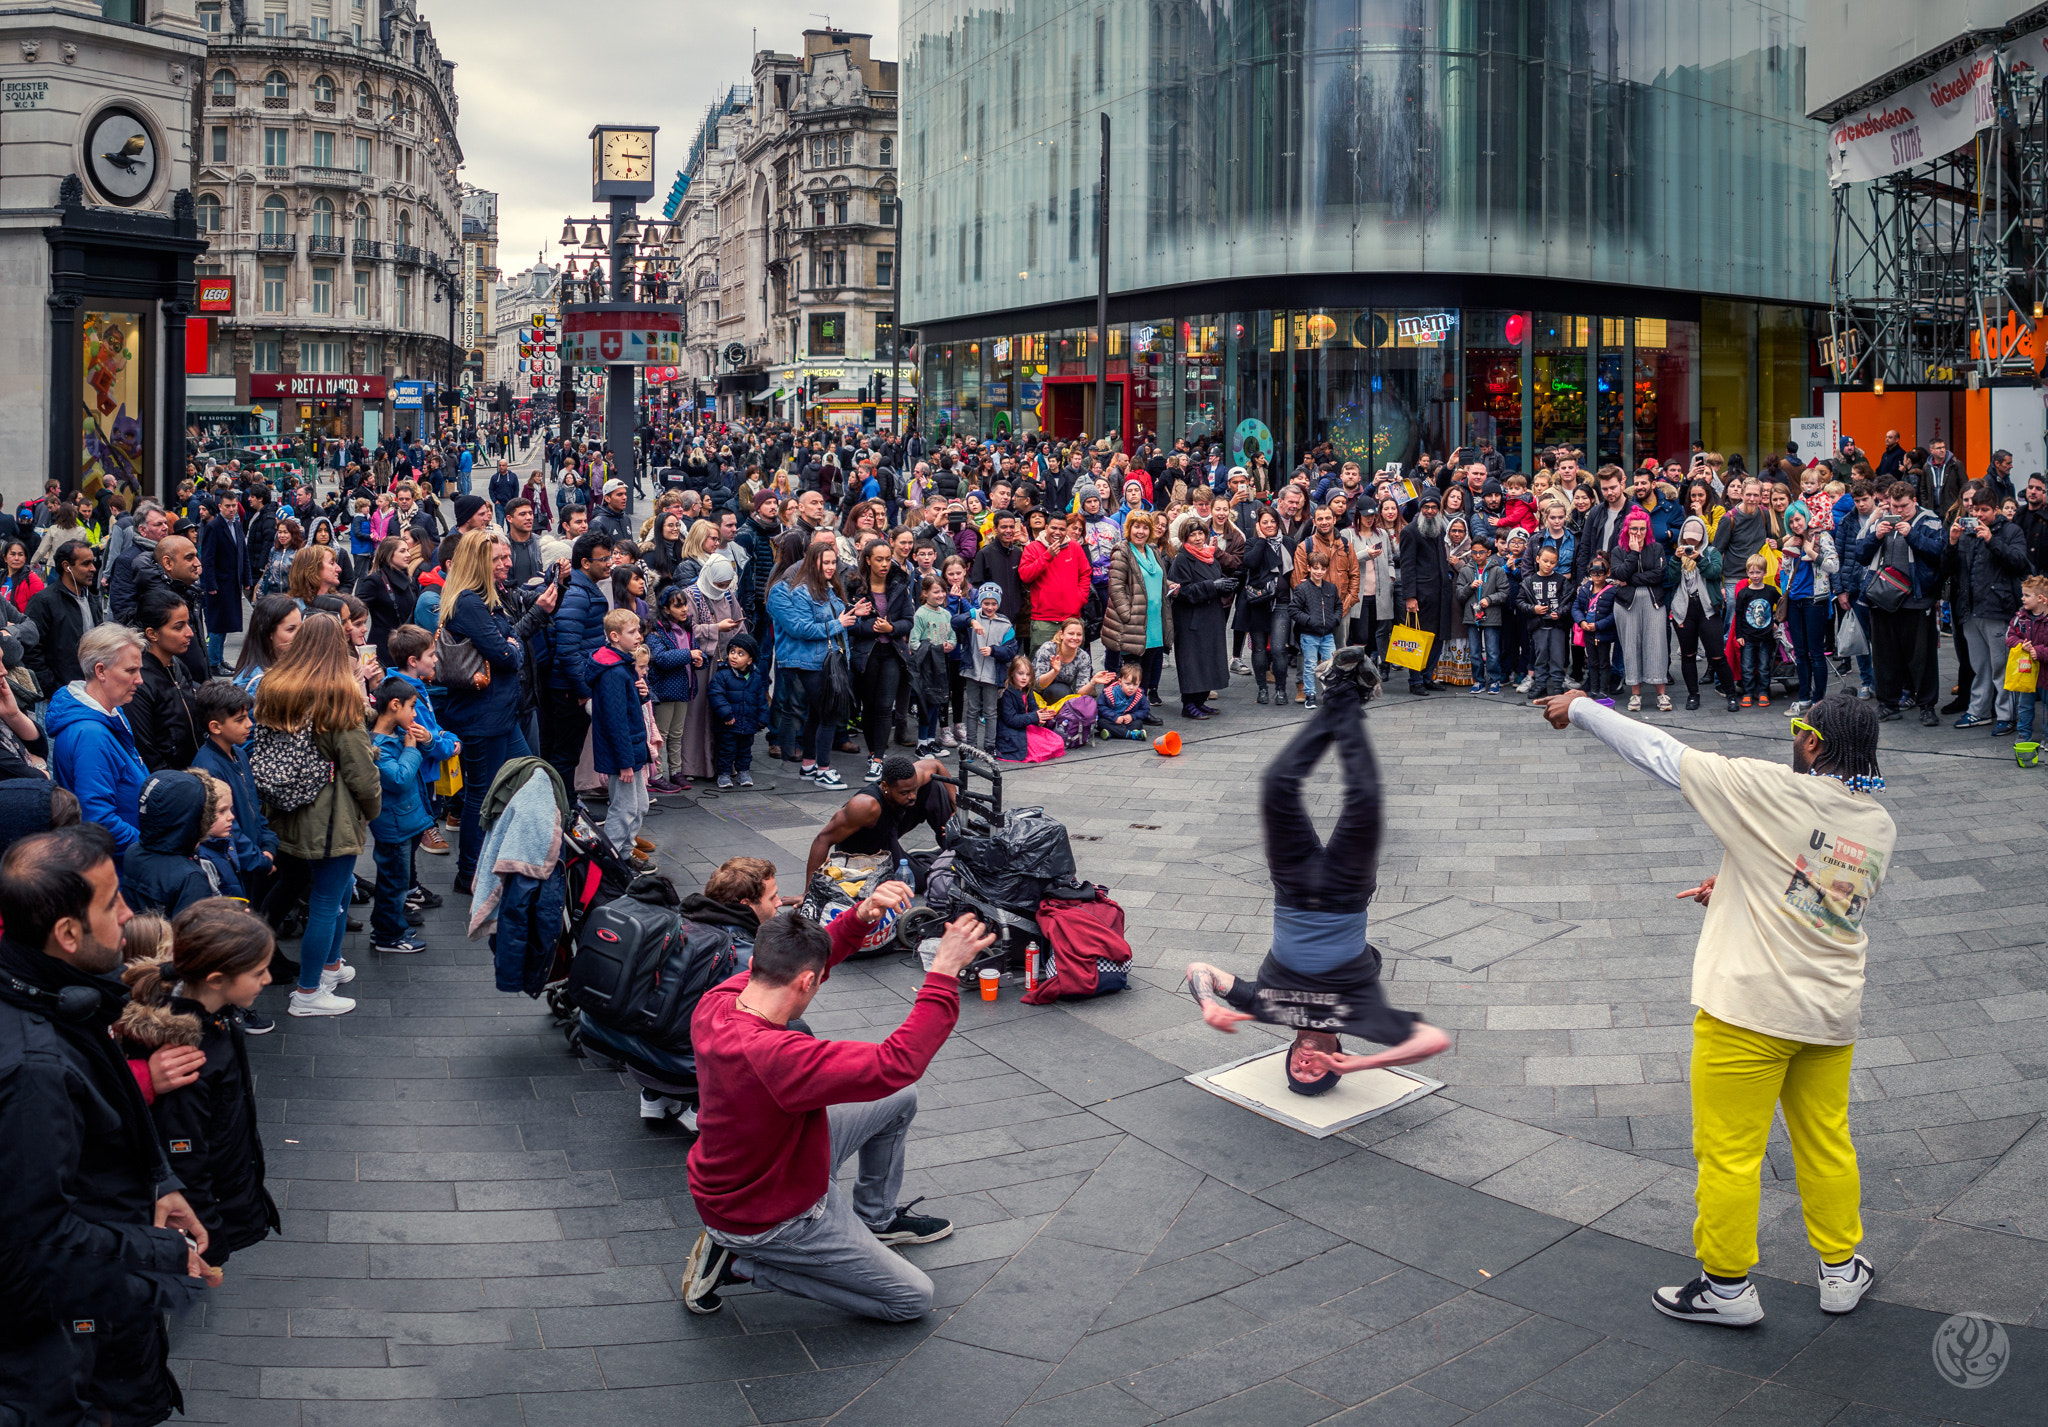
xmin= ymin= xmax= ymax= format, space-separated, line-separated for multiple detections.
xmin=1574 ymin=556 xmax=1619 ymax=700
xmin=708 ymin=632 xmax=769 ymax=789
xmin=1095 ymin=662 xmax=1151 ymax=740
xmin=190 ymin=678 xmax=277 ymax=904
xmin=367 ymin=677 xmax=432 ymax=955
xmin=385 ymin=624 xmax=458 ymax=867
xmin=645 ymin=584 xmax=699 ymax=794
xmin=117 ymin=897 xmax=280 ymax=1274
xmin=1499 ymin=528 xmax=1530 ymax=689
xmin=1289 ymin=550 xmax=1342 ymax=710
xmin=1461 ymin=534 xmax=1507 ymax=695
xmin=349 ymin=496 xmax=378 ymax=562
xmin=996 ymin=653 xmax=1043 ymax=762
xmin=1731 ymin=553 xmax=1782 ymax=710
xmin=122 ymin=911 xmax=175 ymax=965
xmin=591 ymin=607 xmax=655 ymax=868
xmin=908 ymin=574 xmax=957 ymax=756
xmin=1497 ymin=474 xmax=1537 ymax=534
xmin=1519 ymin=544 xmax=1572 ymax=701
xmin=2005 ymin=575 xmax=2048 ymax=745
xmin=942 ymin=556 xmax=976 ymax=747
xmin=125 ymin=769 xmax=232 ymax=918
xmin=963 ymin=581 xmax=1018 ymax=753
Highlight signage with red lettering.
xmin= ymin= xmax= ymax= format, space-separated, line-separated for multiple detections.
xmin=249 ymin=374 xmax=390 ymax=400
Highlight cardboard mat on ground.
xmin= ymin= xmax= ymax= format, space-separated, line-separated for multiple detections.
xmin=1188 ymin=1047 xmax=1442 ymax=1138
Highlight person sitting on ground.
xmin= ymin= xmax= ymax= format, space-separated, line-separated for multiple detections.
xmin=681 ymin=882 xmax=996 ymax=1320
xmin=802 ymin=751 xmax=957 ymax=888
xmin=1184 ymin=648 xmax=1449 ymax=1093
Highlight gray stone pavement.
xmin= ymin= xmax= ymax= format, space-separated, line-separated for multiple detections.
xmin=170 ymin=658 xmax=2048 ymax=1425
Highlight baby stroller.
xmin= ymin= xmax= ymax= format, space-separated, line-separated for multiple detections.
xmin=890 ymin=746 xmax=1081 ymax=985
xmin=545 ymin=798 xmax=670 ymax=1024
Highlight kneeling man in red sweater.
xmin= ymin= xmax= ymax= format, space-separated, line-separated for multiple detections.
xmin=683 ymin=881 xmax=995 ymax=1320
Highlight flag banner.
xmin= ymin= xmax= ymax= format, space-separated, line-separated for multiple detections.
xmin=1828 ymin=47 xmax=1995 ymax=188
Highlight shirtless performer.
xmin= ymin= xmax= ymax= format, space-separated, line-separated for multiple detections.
xmin=1185 ymin=647 xmax=1450 ymax=1093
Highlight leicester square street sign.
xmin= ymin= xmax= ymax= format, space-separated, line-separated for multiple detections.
xmin=559 ymin=305 xmax=683 ymax=367
xmin=248 ymin=374 xmax=390 ymax=400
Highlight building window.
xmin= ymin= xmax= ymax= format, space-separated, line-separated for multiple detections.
xmin=313 ymin=75 xmax=336 ymax=106
xmin=211 ymin=68 xmax=235 ymax=102
xmin=809 ymin=312 xmax=845 ymax=357
xmin=354 ymin=269 xmax=370 ymax=317
xmin=312 ymin=197 xmax=335 ymax=236
xmin=396 ymin=274 xmax=411 ymax=326
xmin=310 ymin=8 xmax=329 ymax=40
xmin=353 ymin=203 xmax=370 ymax=240
xmin=1095 ymin=16 xmax=1107 ymax=92
xmin=355 ymin=136 xmax=372 ymax=172
xmin=262 ymin=194 xmax=287 ymax=235
xmin=810 ymin=136 xmax=824 ymax=168
xmin=834 ymin=196 xmax=848 ymax=225
xmin=198 ymin=2 xmax=221 ymax=31
xmin=262 ymin=3 xmax=286 ymax=37
xmin=876 ymin=316 xmax=895 ymax=360
xmin=355 ymin=81 xmax=372 ymax=114
xmin=263 ymin=128 xmax=287 ymax=166
xmin=879 ymin=136 xmax=893 ymax=168
xmin=396 ymin=211 xmax=412 ymax=246
xmin=311 ymin=266 xmax=334 ymax=314
xmin=877 ymin=251 xmax=892 ymax=288
xmin=826 ymin=135 xmax=839 ymax=166
xmin=262 ymin=265 xmax=286 ymax=312
xmin=812 ymin=198 xmax=827 ymax=227
xmin=264 ymin=70 xmax=289 ymax=101
xmin=100 ymin=0 xmax=138 ymax=20
xmin=210 ymin=127 xmax=228 ymax=163
xmin=196 ymin=193 xmax=223 ymax=231
xmin=312 ymin=131 xmax=334 ymax=168
xmin=879 ymin=194 xmax=896 ymax=227
xmin=253 ymin=339 xmax=281 ymax=373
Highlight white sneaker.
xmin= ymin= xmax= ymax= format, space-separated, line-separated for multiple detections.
xmin=1817 ymin=1255 xmax=1876 ymax=1314
xmin=681 ymin=1105 xmax=698 ymax=1132
xmin=1564 ymin=678 xmax=1584 ymax=691
xmin=639 ymin=1090 xmax=683 ymax=1122
xmin=1652 ymin=1275 xmax=1764 ymax=1327
xmin=288 ymin=986 xmax=356 ymax=1017
xmin=319 ymin=961 xmax=356 ymax=990
xmin=1516 ymin=675 xmax=1535 ymax=694
xmin=1857 ymin=685 xmax=1874 ymax=700
xmin=1788 ymin=700 xmax=1810 ymax=717
xmin=1230 ymin=658 xmax=1252 ymax=675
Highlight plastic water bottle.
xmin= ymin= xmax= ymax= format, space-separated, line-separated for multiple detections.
xmin=897 ymin=858 xmax=914 ymax=893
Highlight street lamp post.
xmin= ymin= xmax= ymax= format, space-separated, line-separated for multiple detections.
xmin=891 ymin=195 xmax=902 ymax=440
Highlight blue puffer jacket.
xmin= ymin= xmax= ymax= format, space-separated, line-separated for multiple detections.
xmin=645 ymin=617 xmax=698 ymax=704
xmin=765 ymin=577 xmax=846 ymax=671
xmin=436 ymin=588 xmax=526 ymax=739
xmin=387 ymin=670 xmax=459 ymax=807
xmin=709 ymin=664 xmax=770 ymax=734
xmin=552 ymin=570 xmax=610 ymax=695
xmin=588 ymin=646 xmax=650 ymax=775
xmin=48 ymin=682 xmax=150 ymax=855
xmin=369 ymin=731 xmax=434 ymax=843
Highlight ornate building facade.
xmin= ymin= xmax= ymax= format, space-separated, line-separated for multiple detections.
xmin=188 ymin=0 xmax=463 ymax=442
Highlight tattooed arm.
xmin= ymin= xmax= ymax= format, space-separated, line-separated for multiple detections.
xmin=1184 ymin=961 xmax=1255 ymax=1031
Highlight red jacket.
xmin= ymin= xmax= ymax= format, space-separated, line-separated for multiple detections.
xmin=1017 ymin=538 xmax=1092 ymax=623
xmin=1022 ymin=893 xmax=1132 ymax=1004
xmin=687 ymin=908 xmax=959 ymax=1235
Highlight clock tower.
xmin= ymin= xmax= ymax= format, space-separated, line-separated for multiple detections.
xmin=590 ymin=124 xmax=659 ymax=203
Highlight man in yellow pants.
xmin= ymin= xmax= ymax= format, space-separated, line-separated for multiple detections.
xmin=1538 ymin=689 xmax=1895 ymax=1326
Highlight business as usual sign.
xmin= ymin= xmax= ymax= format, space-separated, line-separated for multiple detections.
xmin=1827 ymin=47 xmax=1996 ymax=188
xmin=559 ymin=305 xmax=683 ymax=366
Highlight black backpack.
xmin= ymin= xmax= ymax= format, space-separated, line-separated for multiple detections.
xmin=565 ymin=892 xmax=737 ymax=1049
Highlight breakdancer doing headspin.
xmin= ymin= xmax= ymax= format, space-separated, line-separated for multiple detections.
xmin=1184 ymin=647 xmax=1450 ymax=1093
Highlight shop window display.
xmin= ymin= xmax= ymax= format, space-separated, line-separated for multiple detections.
xmin=82 ymin=310 xmax=144 ymax=496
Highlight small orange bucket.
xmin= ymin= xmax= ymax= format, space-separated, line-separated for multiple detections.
xmin=1154 ymin=730 xmax=1182 ymax=756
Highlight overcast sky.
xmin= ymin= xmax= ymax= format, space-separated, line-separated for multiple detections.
xmin=426 ymin=0 xmax=900 ymax=280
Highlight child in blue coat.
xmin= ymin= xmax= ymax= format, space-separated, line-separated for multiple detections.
xmin=385 ymin=624 xmax=461 ymax=870
xmin=190 ymin=679 xmax=277 ymax=901
xmin=707 ymin=633 xmax=770 ymax=790
xmin=590 ymin=608 xmax=654 ymax=866
xmin=367 ymin=679 xmax=432 ymax=955
xmin=1094 ymin=663 xmax=1151 ymax=740
xmin=645 ymin=584 xmax=700 ymax=793
xmin=1573 ymin=557 xmax=1620 ymax=699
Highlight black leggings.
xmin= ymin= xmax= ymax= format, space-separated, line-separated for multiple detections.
xmin=1106 ymin=646 xmax=1165 ymax=701
xmin=1671 ymin=598 xmax=1731 ymax=697
xmin=1245 ymin=601 xmax=1290 ymax=689
xmin=1261 ymin=686 xmax=1381 ymax=913
xmin=858 ymin=647 xmax=906 ymax=756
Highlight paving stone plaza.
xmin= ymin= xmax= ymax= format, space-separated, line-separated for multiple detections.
xmin=172 ymin=681 xmax=2048 ymax=1426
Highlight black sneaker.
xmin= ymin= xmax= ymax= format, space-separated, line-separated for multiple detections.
xmin=871 ymin=1197 xmax=953 ymax=1245
xmin=1685 ymin=694 xmax=1701 ymax=711
xmin=238 ymin=1008 xmax=276 ymax=1035
xmin=408 ymin=886 xmax=444 ymax=911
xmin=681 ymin=1230 xmax=745 ymax=1314
xmin=1878 ymin=705 xmax=1902 ymax=721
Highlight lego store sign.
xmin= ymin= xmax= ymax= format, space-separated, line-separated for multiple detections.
xmin=196 ymin=277 xmax=234 ymax=313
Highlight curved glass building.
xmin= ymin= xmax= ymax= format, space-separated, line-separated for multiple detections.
xmin=900 ymin=0 xmax=1828 ymax=472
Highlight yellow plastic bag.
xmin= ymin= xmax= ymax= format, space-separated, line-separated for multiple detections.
xmin=433 ymin=755 xmax=463 ymax=797
xmin=1385 ymin=624 xmax=1436 ymax=672
xmin=2006 ymin=644 xmax=2039 ymax=693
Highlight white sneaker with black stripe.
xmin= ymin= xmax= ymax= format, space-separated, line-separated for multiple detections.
xmin=1652 ymin=1275 xmax=1764 ymax=1327
xmin=1817 ymin=1254 xmax=1876 ymax=1314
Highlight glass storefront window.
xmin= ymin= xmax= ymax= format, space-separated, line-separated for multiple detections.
xmin=1180 ymin=315 xmax=1221 ymax=444
xmin=1533 ymin=313 xmax=1590 ymax=458
xmin=1638 ymin=318 xmax=1699 ymax=465
xmin=1463 ymin=310 xmax=1523 ymax=473
xmin=1758 ymin=305 xmax=1812 ymax=462
xmin=988 ymin=336 xmax=1015 ymax=439
xmin=82 ymin=310 xmax=145 ymax=494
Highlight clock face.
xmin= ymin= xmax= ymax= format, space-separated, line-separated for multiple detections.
xmin=602 ymin=130 xmax=652 ymax=182
xmin=87 ymin=107 xmax=157 ymax=207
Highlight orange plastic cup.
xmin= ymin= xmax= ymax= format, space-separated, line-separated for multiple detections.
xmin=1155 ymin=730 xmax=1182 ymax=756
xmin=978 ymin=968 xmax=999 ymax=1001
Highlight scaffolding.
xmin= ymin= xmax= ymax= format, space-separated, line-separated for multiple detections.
xmin=1827 ymin=49 xmax=2048 ymax=387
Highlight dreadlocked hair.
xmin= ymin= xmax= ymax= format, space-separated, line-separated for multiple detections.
xmin=1803 ymin=691 xmax=1883 ymax=792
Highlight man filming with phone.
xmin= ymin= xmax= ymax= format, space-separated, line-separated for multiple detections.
xmin=683 ymin=883 xmax=995 ymax=1322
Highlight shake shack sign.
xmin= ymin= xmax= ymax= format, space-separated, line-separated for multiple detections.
xmin=249 ymin=374 xmax=390 ymax=400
